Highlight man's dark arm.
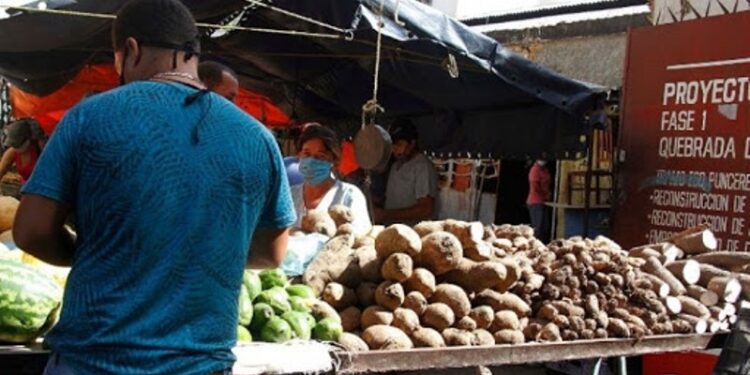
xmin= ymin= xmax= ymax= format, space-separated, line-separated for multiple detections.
xmin=247 ymin=227 xmax=290 ymax=269
xmin=377 ymin=196 xmax=434 ymax=223
xmin=14 ymin=194 xmax=75 ymax=267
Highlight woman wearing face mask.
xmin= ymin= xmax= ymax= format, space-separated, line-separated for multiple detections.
xmin=0 ymin=119 xmax=46 ymax=185
xmin=291 ymin=124 xmax=371 ymax=236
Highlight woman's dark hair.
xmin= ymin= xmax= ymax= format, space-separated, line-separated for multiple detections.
xmin=112 ymin=0 xmax=200 ymax=56
xmin=296 ymin=123 xmax=341 ymax=161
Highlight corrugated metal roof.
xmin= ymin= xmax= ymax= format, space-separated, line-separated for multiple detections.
xmin=462 ymin=0 xmax=648 ymax=26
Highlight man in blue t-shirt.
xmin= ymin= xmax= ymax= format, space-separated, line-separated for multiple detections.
xmin=13 ymin=1 xmax=295 ymax=374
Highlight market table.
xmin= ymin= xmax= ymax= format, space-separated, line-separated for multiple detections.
xmin=0 ymin=334 xmax=719 ymax=374
xmin=336 ymin=334 xmax=716 ymax=374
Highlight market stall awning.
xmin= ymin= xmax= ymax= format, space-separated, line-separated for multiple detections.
xmin=0 ymin=0 xmax=603 ymax=158
xmin=9 ymin=64 xmax=292 ymax=129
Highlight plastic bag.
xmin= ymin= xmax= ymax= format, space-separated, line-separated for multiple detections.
xmin=280 ymin=233 xmax=328 ymax=277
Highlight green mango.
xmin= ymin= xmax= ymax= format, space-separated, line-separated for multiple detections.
xmin=281 ymin=311 xmax=313 ymax=340
xmin=254 ymin=287 xmax=291 ymax=315
xmin=260 ymin=316 xmax=293 ymax=343
xmin=237 ymin=284 xmax=253 ymax=326
xmin=250 ymin=303 xmax=275 ymax=333
xmin=312 ymin=318 xmax=343 ymax=342
xmin=243 ymin=271 xmax=263 ymax=301
xmin=236 ymin=325 xmax=252 ymax=342
xmin=259 ymin=268 xmax=288 ymax=290
xmin=289 ymin=296 xmax=312 ymax=313
xmin=286 ymin=284 xmax=317 ymax=299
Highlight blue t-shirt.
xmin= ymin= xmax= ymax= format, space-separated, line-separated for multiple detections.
xmin=23 ymin=82 xmax=296 ymax=374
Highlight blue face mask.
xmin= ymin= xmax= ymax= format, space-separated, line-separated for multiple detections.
xmin=299 ymin=157 xmax=333 ymax=185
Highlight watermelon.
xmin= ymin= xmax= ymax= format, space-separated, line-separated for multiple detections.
xmin=0 ymin=259 xmax=63 ymax=343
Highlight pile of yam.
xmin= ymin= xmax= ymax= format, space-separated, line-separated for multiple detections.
xmin=298 ymin=211 xmax=747 ymax=351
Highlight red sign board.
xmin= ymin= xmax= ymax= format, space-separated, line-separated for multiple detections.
xmin=613 ymin=12 xmax=750 ymax=251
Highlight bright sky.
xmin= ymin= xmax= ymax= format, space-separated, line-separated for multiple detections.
xmin=451 ymin=0 xmax=609 ymax=19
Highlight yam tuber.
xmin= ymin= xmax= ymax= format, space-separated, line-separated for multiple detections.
xmin=403 ymin=268 xmax=436 ymax=298
xmin=381 ymin=253 xmax=414 ymax=282
xmin=474 ymin=290 xmax=531 ymax=317
xmin=303 ymin=235 xmax=359 ymax=293
xmin=340 ymin=306 xmax=362 ymax=332
xmin=403 ymin=291 xmax=428 ymax=316
xmin=356 ymin=282 xmax=378 ymax=307
xmin=443 ymin=259 xmax=508 ymax=293
xmin=442 ymin=328 xmax=473 ymax=346
xmin=393 ymin=308 xmax=421 ymax=334
xmin=322 ymin=282 xmax=357 ymax=310
xmin=495 ymin=329 xmax=525 ymax=345
xmin=375 ymin=224 xmax=422 ymax=259
xmin=375 ymin=281 xmax=405 ymax=310
xmin=363 ymin=325 xmax=414 ymax=350
xmin=430 ymin=284 xmax=471 ymax=318
xmin=338 ymin=332 xmax=369 ymax=352
xmin=456 ymin=316 xmax=478 ymax=331
xmin=357 ymin=246 xmax=383 ymax=283
xmin=413 ymin=221 xmax=445 ymax=238
xmin=419 ymin=231 xmax=463 ymax=275
xmin=422 ymin=303 xmax=456 ymax=331
xmin=469 ymin=306 xmax=495 ymax=330
xmin=410 ymin=327 xmax=446 ymax=348
xmin=301 ymin=210 xmax=337 ymax=237
xmin=361 ymin=306 xmax=394 ymax=329
xmin=471 ymin=329 xmax=496 ymax=346
xmin=537 ymin=323 xmax=563 ymax=342
xmin=328 ymin=205 xmax=354 ymax=227
xmin=490 ymin=310 xmax=521 ymax=332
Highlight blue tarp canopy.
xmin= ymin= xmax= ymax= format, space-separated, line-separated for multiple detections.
xmin=0 ymin=0 xmax=603 ymax=158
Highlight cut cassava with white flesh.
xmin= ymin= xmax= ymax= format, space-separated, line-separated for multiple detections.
xmin=676 ymin=296 xmax=710 ymax=319
xmin=641 ymin=273 xmax=671 ymax=298
xmin=430 ymin=284 xmax=471 ymax=318
xmin=375 ymin=224 xmax=422 ymax=259
xmin=670 ymin=226 xmax=717 ymax=255
xmin=362 ymin=325 xmax=414 ymax=350
xmin=698 ymin=265 xmax=750 ymax=299
xmin=677 ymin=314 xmax=708 ymax=334
xmin=693 ymin=251 xmax=750 ymax=272
xmin=381 ymin=253 xmax=414 ymax=282
xmin=474 ymin=290 xmax=531 ymax=317
xmin=642 ymin=256 xmax=687 ymax=295
xmin=686 ymin=285 xmax=719 ymax=307
xmin=418 ymin=231 xmax=464 ymax=275
xmin=707 ymin=276 xmax=742 ymax=303
xmin=664 ymin=296 xmax=683 ymax=314
xmin=665 ymin=260 xmax=701 ymax=286
xmin=442 ymin=259 xmax=508 ymax=293
xmin=709 ymin=306 xmax=727 ymax=321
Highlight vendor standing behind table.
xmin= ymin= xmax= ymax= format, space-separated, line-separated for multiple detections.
xmin=527 ymin=159 xmax=552 ymax=243
xmin=0 ymin=118 xmax=46 ymax=185
xmin=291 ymin=124 xmax=371 ymax=236
xmin=198 ymin=60 xmax=239 ymax=102
xmin=374 ymin=119 xmax=438 ymax=225
xmin=13 ymin=0 xmax=295 ymax=373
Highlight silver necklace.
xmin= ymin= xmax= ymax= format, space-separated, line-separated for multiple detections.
xmin=152 ymin=71 xmax=200 ymax=82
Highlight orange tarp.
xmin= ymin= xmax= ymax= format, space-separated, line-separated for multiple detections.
xmin=10 ymin=64 xmax=292 ymax=132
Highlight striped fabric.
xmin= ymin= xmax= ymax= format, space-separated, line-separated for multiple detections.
xmin=23 ymin=81 xmax=296 ymax=375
